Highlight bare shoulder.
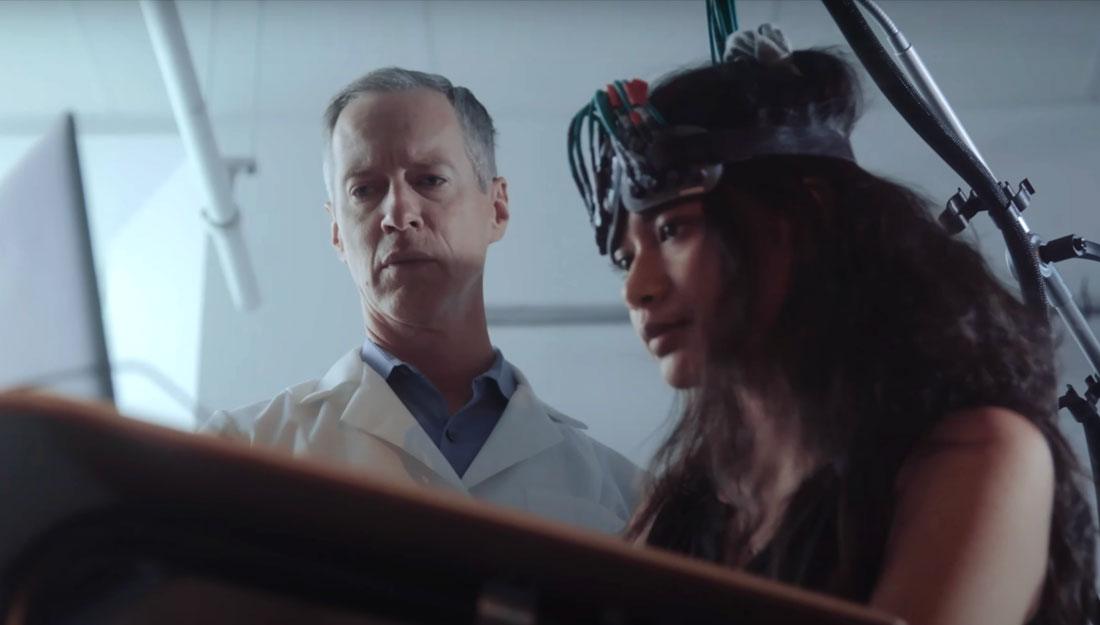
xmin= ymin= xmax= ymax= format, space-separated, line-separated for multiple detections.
xmin=874 ymin=407 xmax=1056 ymax=624
xmin=898 ymin=406 xmax=1054 ymax=493
xmin=923 ymin=406 xmax=1045 ymax=446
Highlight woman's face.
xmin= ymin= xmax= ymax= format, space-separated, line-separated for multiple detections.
xmin=614 ymin=200 xmax=723 ymax=389
xmin=614 ymin=192 xmax=794 ymax=389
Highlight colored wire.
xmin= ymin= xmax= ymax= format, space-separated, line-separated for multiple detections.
xmin=706 ymin=0 xmax=739 ymax=62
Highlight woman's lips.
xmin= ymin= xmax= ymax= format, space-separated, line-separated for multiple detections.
xmin=643 ymin=319 xmax=692 ymax=357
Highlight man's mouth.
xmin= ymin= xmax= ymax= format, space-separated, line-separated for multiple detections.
xmin=381 ymin=251 xmax=435 ymax=269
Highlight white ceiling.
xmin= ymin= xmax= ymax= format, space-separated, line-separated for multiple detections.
xmin=1 ymin=0 xmax=1098 ymax=135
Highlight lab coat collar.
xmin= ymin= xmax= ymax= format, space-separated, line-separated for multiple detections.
xmin=304 ymin=349 xmax=467 ymax=491
xmin=302 ymin=348 xmax=363 ymax=402
xmin=300 ymin=348 xmax=591 ymax=492
xmin=461 ymin=367 xmax=572 ymax=489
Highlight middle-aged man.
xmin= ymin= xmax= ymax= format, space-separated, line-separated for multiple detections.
xmin=200 ymin=68 xmax=641 ymax=534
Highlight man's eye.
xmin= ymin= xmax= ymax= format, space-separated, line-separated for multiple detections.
xmin=350 ymin=184 xmax=380 ymax=200
xmin=418 ymin=175 xmax=447 ymax=188
xmin=611 ymin=253 xmax=633 ymax=272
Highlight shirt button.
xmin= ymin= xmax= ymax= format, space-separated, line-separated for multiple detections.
xmin=445 ymin=429 xmax=456 ymax=442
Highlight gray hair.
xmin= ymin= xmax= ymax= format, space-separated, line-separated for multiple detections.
xmin=322 ymin=67 xmax=498 ymax=197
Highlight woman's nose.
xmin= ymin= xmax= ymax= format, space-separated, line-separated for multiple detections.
xmin=623 ymin=253 xmax=670 ymax=310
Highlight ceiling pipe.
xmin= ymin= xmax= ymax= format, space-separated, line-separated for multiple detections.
xmin=486 ymin=304 xmax=629 ymax=327
xmin=140 ymin=0 xmax=260 ymax=311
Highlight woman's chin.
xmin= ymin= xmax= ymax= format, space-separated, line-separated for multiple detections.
xmin=658 ymin=353 xmax=700 ymax=389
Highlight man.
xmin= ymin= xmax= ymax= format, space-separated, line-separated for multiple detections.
xmin=200 ymin=68 xmax=640 ymax=534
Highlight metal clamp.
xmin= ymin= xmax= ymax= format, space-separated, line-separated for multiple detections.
xmin=200 ymin=157 xmax=257 ymax=229
xmin=939 ymin=179 xmax=1034 ymax=235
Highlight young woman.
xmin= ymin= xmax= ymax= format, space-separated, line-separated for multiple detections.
xmin=570 ymin=30 xmax=1096 ymax=625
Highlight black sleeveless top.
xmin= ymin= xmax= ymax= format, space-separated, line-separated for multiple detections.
xmin=648 ymin=465 xmax=1049 ymax=624
xmin=743 ymin=466 xmax=845 ymax=591
xmin=647 ymin=465 xmax=877 ymax=603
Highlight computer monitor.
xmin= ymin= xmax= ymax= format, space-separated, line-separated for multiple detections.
xmin=0 ymin=114 xmax=114 ymax=402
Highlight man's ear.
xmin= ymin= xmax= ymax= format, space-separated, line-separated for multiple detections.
xmin=488 ymin=176 xmax=510 ymax=243
xmin=324 ymin=201 xmax=346 ymax=261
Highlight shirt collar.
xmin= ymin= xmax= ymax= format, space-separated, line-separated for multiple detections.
xmin=359 ymin=338 xmax=405 ymax=380
xmin=359 ymin=338 xmax=518 ymax=400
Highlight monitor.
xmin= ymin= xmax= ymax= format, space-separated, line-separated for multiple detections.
xmin=0 ymin=114 xmax=113 ymax=401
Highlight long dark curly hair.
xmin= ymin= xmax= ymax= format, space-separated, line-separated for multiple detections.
xmin=624 ymin=49 xmax=1097 ymax=624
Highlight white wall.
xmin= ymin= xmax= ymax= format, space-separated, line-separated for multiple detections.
xmin=0 ymin=132 xmax=206 ymax=429
xmin=88 ymin=137 xmax=207 ymax=429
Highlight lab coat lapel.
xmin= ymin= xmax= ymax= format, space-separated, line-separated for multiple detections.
xmin=332 ymin=352 xmax=466 ymax=491
xmin=461 ymin=368 xmax=564 ymax=489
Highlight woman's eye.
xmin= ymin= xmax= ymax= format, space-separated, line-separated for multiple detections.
xmin=657 ymin=220 xmax=682 ymax=242
xmin=611 ymin=254 xmax=633 ymax=272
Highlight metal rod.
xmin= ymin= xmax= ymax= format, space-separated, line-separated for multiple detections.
xmin=486 ymin=305 xmax=629 ymax=327
xmin=140 ymin=0 xmax=260 ymax=311
xmin=852 ymin=0 xmax=1100 ymax=378
xmin=854 ymin=0 xmax=992 ymax=176
xmin=1043 ymin=260 xmax=1100 ymax=374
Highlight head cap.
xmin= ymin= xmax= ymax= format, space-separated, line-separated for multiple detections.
xmin=568 ymin=25 xmax=857 ymax=255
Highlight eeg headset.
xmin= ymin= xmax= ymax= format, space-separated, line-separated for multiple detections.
xmin=567 ymin=20 xmax=857 ymax=256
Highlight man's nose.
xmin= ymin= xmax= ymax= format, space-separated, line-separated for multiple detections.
xmin=622 ymin=252 xmax=670 ymax=310
xmin=379 ymin=180 xmax=423 ymax=233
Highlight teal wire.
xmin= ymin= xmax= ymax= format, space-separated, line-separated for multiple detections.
xmin=707 ymin=0 xmax=739 ymax=62
xmin=611 ymin=81 xmax=632 ymax=117
xmin=567 ymin=109 xmax=591 ymax=208
xmin=706 ymin=0 xmax=720 ymax=64
xmin=593 ymin=91 xmax=621 ymax=142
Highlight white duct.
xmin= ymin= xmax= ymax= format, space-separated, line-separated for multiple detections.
xmin=141 ymin=0 xmax=260 ymax=311
xmin=486 ymin=305 xmax=629 ymax=327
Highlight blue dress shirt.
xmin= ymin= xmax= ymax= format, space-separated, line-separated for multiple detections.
xmin=359 ymin=339 xmax=518 ymax=478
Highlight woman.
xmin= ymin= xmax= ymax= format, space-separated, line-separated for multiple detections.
xmin=569 ymin=28 xmax=1096 ymax=625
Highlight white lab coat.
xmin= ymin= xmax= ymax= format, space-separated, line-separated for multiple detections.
xmin=199 ymin=348 xmax=643 ymax=535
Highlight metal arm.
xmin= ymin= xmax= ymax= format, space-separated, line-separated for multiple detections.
xmin=826 ymin=2 xmax=1100 ymax=566
xmin=853 ymin=0 xmax=991 ymax=175
xmin=141 ymin=0 xmax=260 ymax=312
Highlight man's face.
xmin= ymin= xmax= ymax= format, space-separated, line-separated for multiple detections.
xmin=325 ymin=89 xmax=508 ymax=327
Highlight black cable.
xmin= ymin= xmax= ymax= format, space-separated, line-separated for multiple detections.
xmin=8 ymin=360 xmax=211 ymax=423
xmin=821 ymin=0 xmax=1049 ymax=318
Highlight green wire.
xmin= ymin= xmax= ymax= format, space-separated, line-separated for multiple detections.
xmin=567 ymin=108 xmax=591 ymax=208
xmin=593 ymin=91 xmax=622 ymax=142
xmin=706 ymin=0 xmax=738 ymax=62
xmin=706 ymin=1 xmax=720 ymax=64
xmin=646 ymin=105 xmax=668 ymax=127
xmin=611 ymin=81 xmax=632 ymax=114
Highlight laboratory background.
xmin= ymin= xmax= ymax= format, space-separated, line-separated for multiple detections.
xmin=1 ymin=0 xmax=1098 ymax=471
